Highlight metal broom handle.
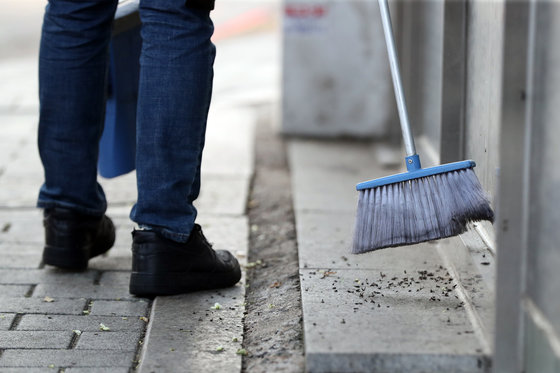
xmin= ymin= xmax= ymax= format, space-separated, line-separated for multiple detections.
xmin=378 ymin=0 xmax=417 ymax=157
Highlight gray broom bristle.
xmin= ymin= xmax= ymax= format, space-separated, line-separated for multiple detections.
xmin=352 ymin=168 xmax=494 ymax=254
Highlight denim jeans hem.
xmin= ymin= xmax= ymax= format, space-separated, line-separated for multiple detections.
xmin=138 ymin=224 xmax=193 ymax=244
xmin=37 ymin=200 xmax=107 ymax=217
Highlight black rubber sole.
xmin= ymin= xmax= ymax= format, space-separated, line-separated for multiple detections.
xmin=129 ymin=266 xmax=242 ymax=296
xmin=42 ymin=231 xmax=115 ymax=271
xmin=42 ymin=245 xmax=89 ymax=270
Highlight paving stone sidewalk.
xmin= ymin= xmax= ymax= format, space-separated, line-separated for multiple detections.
xmin=0 ymin=71 xmax=261 ymax=371
xmin=0 ymin=96 xmax=255 ymax=372
xmin=0 ymin=16 xmax=281 ymax=369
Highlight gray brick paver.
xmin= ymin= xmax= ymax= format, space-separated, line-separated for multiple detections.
xmin=0 ymin=269 xmax=96 ymax=285
xmin=0 ymin=297 xmax=87 ymax=315
xmin=0 ymin=313 xmax=15 ymax=330
xmin=0 ymin=369 xmax=57 ymax=373
xmin=0 ymin=350 xmax=136 ymax=367
xmin=65 ymin=369 xmax=130 ymax=373
xmin=0 ymin=244 xmax=39 ymax=256
xmin=0 ymin=210 xmax=43 ymax=243
xmin=90 ymin=300 xmax=149 ymax=317
xmin=0 ymin=330 xmax=72 ymax=349
xmin=33 ymin=283 xmax=132 ymax=300
xmin=76 ymin=331 xmax=142 ymax=351
xmin=17 ymin=314 xmax=146 ymax=331
xmin=0 ymin=254 xmax=41 ymax=269
xmin=0 ymin=284 xmax=30 ymax=297
xmin=98 ymin=271 xmax=130 ymax=286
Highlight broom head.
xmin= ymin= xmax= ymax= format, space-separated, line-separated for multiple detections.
xmin=352 ymin=159 xmax=494 ymax=254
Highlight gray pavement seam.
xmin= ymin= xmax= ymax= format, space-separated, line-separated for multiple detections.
xmin=92 ymin=271 xmax=102 ymax=286
xmin=8 ymin=314 xmax=22 ymax=331
xmin=135 ymin=297 xmax=156 ymax=370
xmin=436 ymin=245 xmax=492 ymax=355
xmin=83 ymin=298 xmax=93 ymax=315
xmin=24 ymin=284 xmax=36 ymax=297
xmin=134 ymin=299 xmax=153 ymax=369
xmin=241 ymin=104 xmax=305 ymax=372
xmin=67 ymin=331 xmax=80 ymax=350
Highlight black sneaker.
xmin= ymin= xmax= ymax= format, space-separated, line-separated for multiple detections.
xmin=42 ymin=207 xmax=116 ymax=270
xmin=129 ymin=224 xmax=242 ymax=296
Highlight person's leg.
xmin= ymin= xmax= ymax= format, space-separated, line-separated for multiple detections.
xmin=38 ymin=0 xmax=118 ymax=270
xmin=38 ymin=0 xmax=118 ymax=216
xmin=129 ymin=0 xmax=241 ymax=296
xmin=130 ymin=0 xmax=215 ymax=242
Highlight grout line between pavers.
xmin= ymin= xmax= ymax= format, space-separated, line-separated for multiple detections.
xmin=8 ymin=314 xmax=23 ymax=330
xmin=68 ymin=330 xmax=81 ymax=349
xmin=83 ymin=298 xmax=93 ymax=315
xmin=437 ymin=245 xmax=492 ymax=355
xmin=134 ymin=297 xmax=157 ymax=371
xmin=93 ymin=271 xmax=103 ymax=285
xmin=24 ymin=284 xmax=37 ymax=297
xmin=472 ymin=223 xmax=496 ymax=257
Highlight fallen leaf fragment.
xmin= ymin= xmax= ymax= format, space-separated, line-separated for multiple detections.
xmin=82 ymin=310 xmax=90 ymax=315
xmin=236 ymin=348 xmax=248 ymax=356
xmin=210 ymin=303 xmax=222 ymax=310
xmin=139 ymin=316 xmax=149 ymax=323
xmin=73 ymin=330 xmax=82 ymax=336
xmin=48 ymin=364 xmax=55 ymax=369
xmin=43 ymin=296 xmax=55 ymax=303
xmin=216 ymin=346 xmax=224 ymax=352
xmin=269 ymin=281 xmax=281 ymax=288
xmin=232 ymin=337 xmax=239 ymax=342
xmin=99 ymin=323 xmax=110 ymax=331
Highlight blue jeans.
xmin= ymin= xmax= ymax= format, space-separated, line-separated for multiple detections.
xmin=37 ymin=0 xmax=215 ymax=242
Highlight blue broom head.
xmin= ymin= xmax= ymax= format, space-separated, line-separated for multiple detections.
xmin=352 ymin=156 xmax=494 ymax=254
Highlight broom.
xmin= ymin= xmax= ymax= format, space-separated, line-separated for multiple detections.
xmin=352 ymin=0 xmax=494 ymax=254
